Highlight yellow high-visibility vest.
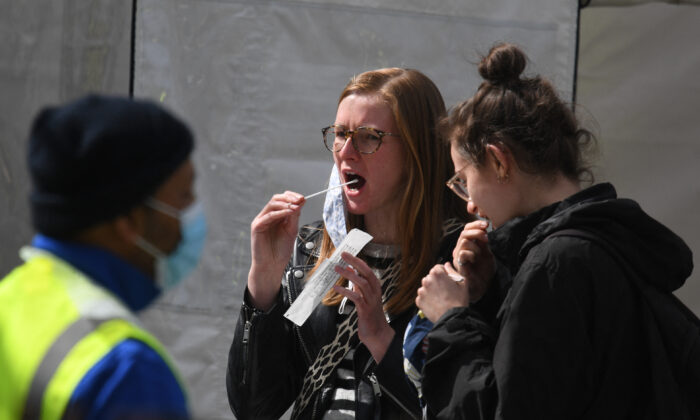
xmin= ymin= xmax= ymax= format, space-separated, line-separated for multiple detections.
xmin=0 ymin=248 xmax=184 ymax=420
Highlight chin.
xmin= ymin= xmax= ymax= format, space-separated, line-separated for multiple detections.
xmin=488 ymin=218 xmax=504 ymax=229
xmin=345 ymin=203 xmax=367 ymax=216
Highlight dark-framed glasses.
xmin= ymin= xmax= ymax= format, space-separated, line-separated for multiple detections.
xmin=446 ymin=171 xmax=470 ymax=202
xmin=322 ymin=125 xmax=399 ymax=155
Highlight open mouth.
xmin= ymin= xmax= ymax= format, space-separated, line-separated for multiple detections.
xmin=344 ymin=172 xmax=366 ymax=190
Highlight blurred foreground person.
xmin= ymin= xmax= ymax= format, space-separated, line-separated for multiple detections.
xmin=0 ymin=95 xmax=206 ymax=420
xmin=416 ymin=43 xmax=696 ymax=419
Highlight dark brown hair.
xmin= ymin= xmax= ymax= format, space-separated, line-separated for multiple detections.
xmin=319 ymin=68 xmax=469 ymax=315
xmin=439 ymin=43 xmax=595 ymax=181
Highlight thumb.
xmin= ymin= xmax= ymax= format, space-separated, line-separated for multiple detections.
xmin=444 ymin=262 xmax=465 ymax=282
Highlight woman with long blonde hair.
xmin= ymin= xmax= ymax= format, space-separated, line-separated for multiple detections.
xmin=227 ymin=68 xmax=468 ymax=419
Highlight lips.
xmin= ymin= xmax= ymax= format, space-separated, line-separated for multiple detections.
xmin=343 ymin=171 xmax=366 ymax=190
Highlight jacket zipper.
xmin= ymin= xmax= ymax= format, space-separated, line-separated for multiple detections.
xmin=377 ymin=381 xmax=419 ymax=420
xmin=286 ymin=270 xmax=314 ymax=364
xmin=311 ymin=394 xmax=319 ymax=420
xmin=295 ymin=326 xmax=313 ymax=364
xmin=361 ymin=328 xmax=418 ymax=419
xmin=368 ymin=373 xmax=382 ymax=397
xmin=241 ymin=319 xmax=252 ymax=385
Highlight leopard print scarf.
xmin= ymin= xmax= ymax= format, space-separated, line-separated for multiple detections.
xmin=290 ymin=259 xmax=401 ymax=419
xmin=290 ymin=218 xmax=464 ymax=418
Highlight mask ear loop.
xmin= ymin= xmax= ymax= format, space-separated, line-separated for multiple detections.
xmin=133 ymin=197 xmax=175 ymax=260
xmin=133 ymin=235 xmax=167 ymax=259
xmin=135 ymin=198 xmax=206 ymax=287
xmin=322 ymin=164 xmax=355 ymax=314
xmin=145 ymin=197 xmax=181 ymax=219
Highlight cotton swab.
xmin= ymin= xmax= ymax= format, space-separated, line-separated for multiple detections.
xmin=304 ymin=179 xmax=358 ymax=200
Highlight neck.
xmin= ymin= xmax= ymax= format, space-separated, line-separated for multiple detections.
xmin=74 ymin=225 xmax=155 ymax=278
xmin=363 ymin=212 xmax=400 ymax=245
xmin=521 ymin=173 xmax=581 ymax=215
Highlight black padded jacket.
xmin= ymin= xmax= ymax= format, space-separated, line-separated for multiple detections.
xmin=422 ymin=183 xmax=695 ymax=420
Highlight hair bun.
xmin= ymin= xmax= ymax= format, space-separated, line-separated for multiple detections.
xmin=478 ymin=43 xmax=527 ymax=85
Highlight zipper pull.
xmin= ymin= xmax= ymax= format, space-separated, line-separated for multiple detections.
xmin=368 ymin=373 xmax=382 ymax=397
xmin=241 ymin=320 xmax=253 ymax=386
xmin=242 ymin=320 xmax=252 ymax=344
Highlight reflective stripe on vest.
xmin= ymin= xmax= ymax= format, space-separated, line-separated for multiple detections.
xmin=23 ymin=317 xmax=98 ymax=420
xmin=0 ymin=249 xmax=184 ymax=420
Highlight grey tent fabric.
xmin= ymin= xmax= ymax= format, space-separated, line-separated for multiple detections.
xmin=0 ymin=1 xmax=131 ymax=273
xmin=577 ymin=3 xmax=700 ymax=319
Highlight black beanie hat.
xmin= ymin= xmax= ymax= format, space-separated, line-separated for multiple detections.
xmin=28 ymin=94 xmax=194 ymax=238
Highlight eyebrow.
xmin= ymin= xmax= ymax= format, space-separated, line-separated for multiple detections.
xmin=333 ymin=124 xmax=385 ymax=132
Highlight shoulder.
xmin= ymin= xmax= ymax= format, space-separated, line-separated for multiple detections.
xmin=298 ymin=221 xmax=325 ymax=248
xmin=513 ymin=231 xmax=628 ymax=303
xmin=290 ymin=221 xmax=324 ymax=266
xmin=70 ymin=338 xmax=188 ymax=419
xmin=530 ymin=230 xmax=619 ymax=270
xmin=283 ymin=221 xmax=325 ymax=294
xmin=520 ymin=233 xmax=597 ymax=279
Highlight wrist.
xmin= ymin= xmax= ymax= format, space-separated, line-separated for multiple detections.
xmin=247 ymin=287 xmax=279 ymax=312
xmin=247 ymin=270 xmax=282 ymax=311
xmin=249 ymin=260 xmax=285 ymax=277
xmin=367 ymin=326 xmax=395 ymax=363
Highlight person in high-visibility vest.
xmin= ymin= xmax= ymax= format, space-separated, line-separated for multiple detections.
xmin=0 ymin=94 xmax=207 ymax=420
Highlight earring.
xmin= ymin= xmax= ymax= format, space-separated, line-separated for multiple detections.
xmin=497 ymin=173 xmax=509 ymax=184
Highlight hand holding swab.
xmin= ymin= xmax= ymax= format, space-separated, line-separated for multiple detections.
xmin=417 ymin=269 xmax=464 ymax=319
xmin=304 ymin=179 xmax=358 ymax=200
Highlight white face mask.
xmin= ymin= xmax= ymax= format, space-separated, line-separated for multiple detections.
xmin=133 ymin=199 xmax=207 ymax=291
xmin=323 ymin=163 xmax=347 ymax=248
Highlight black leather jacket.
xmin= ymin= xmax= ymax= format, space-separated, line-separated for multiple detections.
xmin=227 ymin=222 xmax=462 ymax=419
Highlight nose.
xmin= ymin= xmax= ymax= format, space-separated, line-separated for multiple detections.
xmin=467 ymin=200 xmax=478 ymax=215
xmin=336 ymin=134 xmax=359 ymax=159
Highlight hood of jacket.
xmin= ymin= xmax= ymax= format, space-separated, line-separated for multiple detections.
xmin=490 ymin=183 xmax=694 ymax=293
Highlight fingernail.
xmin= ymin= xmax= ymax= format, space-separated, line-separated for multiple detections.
xmin=448 ymin=273 xmax=465 ymax=282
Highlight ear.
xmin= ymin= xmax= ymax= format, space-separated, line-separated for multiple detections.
xmin=486 ymin=143 xmax=511 ymax=182
xmin=113 ymin=207 xmax=148 ymax=243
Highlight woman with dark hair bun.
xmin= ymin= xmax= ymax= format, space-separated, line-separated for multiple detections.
xmin=414 ymin=43 xmax=694 ymax=419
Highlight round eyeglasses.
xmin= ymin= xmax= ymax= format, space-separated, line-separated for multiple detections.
xmin=446 ymin=170 xmax=470 ymax=202
xmin=322 ymin=125 xmax=400 ymax=155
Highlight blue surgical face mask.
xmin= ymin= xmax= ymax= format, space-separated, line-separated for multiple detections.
xmin=133 ymin=199 xmax=207 ymax=291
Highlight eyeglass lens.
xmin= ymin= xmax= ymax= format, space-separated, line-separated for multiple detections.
xmin=453 ymin=182 xmax=469 ymax=200
xmin=324 ymin=126 xmax=381 ymax=154
xmin=448 ymin=174 xmax=470 ymax=201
